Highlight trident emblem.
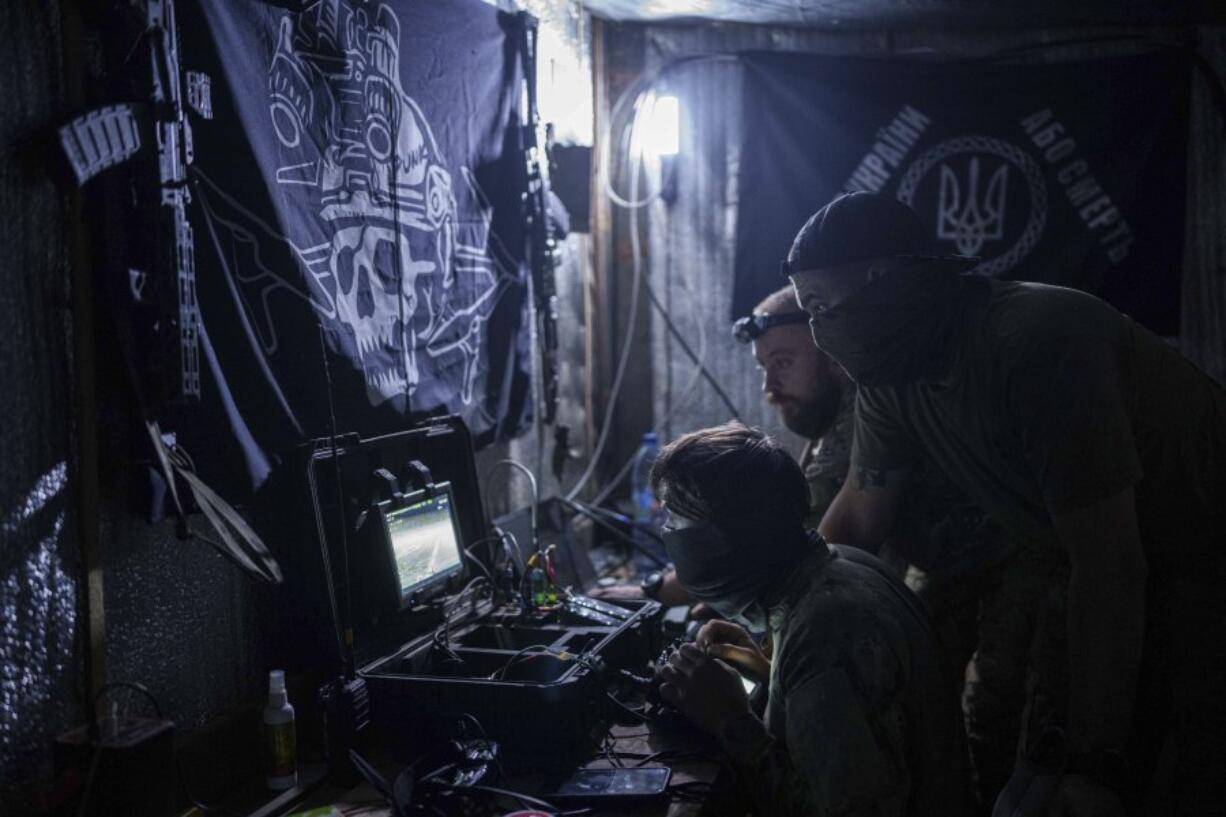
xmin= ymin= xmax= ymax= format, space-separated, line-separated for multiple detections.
xmin=937 ymin=157 xmax=1008 ymax=257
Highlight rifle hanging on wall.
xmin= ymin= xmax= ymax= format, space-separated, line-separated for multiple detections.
xmin=55 ymin=0 xmax=279 ymax=584
xmin=518 ymin=12 xmax=562 ymax=426
xmin=58 ymin=0 xmax=202 ymax=406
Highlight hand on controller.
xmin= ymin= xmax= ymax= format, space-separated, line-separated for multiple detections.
xmin=657 ymin=643 xmax=751 ymax=736
xmin=694 ymin=620 xmax=771 ymax=684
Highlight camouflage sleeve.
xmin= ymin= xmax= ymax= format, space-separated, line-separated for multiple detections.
xmin=802 ymin=393 xmax=856 ymax=527
xmin=717 ymin=652 xmax=909 ymax=815
xmin=804 ymin=466 xmax=847 ymax=529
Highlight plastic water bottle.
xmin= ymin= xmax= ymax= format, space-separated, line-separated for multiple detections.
xmin=630 ymin=432 xmax=667 ymax=572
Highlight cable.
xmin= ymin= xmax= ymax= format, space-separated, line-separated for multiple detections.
xmin=598 ymin=56 xmax=739 ymax=210
xmin=442 ymin=576 xmax=492 ymax=624
xmin=558 ymin=498 xmax=669 ymax=568
xmin=319 ymin=326 xmax=355 ymax=673
xmin=605 ymin=690 xmax=654 ymax=724
xmin=601 ymin=733 xmax=624 ymax=768
xmin=187 ymin=524 xmax=268 ymax=578
xmin=484 ymin=459 xmax=540 ymax=550
xmin=602 ymin=91 xmax=663 ymax=210
xmin=431 ymin=575 xmax=492 ymax=662
xmin=571 ymin=55 xmax=743 ymax=503
xmin=490 ymin=644 xmax=556 ymax=681
xmin=89 ymin=683 xmax=241 ymax=817
xmin=572 ymin=500 xmax=667 ymax=546
xmin=618 ymin=668 xmax=654 ymax=687
xmin=589 ymin=446 xmax=639 ymax=508
xmin=457 ymin=712 xmax=491 ymax=741
xmin=431 ymin=625 xmax=465 ymax=668
xmin=643 ymin=276 xmax=741 ymax=419
xmin=630 ymin=65 xmax=741 ymax=422
xmin=463 ymin=532 xmax=514 ymax=594
xmin=90 ymin=681 xmax=163 ymax=731
xmin=567 ymin=60 xmax=686 ymax=500
xmin=588 ymin=250 xmax=712 ymax=507
xmin=75 ymin=747 xmax=103 ymax=817
xmin=462 ymin=543 xmax=495 ymax=586
xmin=497 ymin=527 xmax=526 ymax=574
xmin=654 ymin=239 xmax=713 ymax=422
xmin=563 ymin=150 xmax=646 ymax=501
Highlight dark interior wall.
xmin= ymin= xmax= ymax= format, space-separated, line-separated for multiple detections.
xmin=0 ymin=0 xmax=286 ymax=804
xmin=485 ymin=0 xmax=595 ymax=514
xmin=583 ymin=0 xmax=1226 ymax=28
xmin=97 ymin=474 xmax=281 ymax=732
xmin=1182 ymin=30 xmax=1226 ymax=381
xmin=0 ymin=1 xmax=84 ymax=812
xmin=0 ymin=1 xmax=594 ymax=813
xmin=593 ymin=21 xmax=1226 ymax=474
xmin=588 ymin=18 xmax=654 ymax=497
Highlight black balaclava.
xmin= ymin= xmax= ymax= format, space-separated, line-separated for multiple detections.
xmin=807 ymin=264 xmax=987 ymax=386
xmin=662 ymin=517 xmax=814 ymax=629
xmin=780 ymin=192 xmax=983 ymax=386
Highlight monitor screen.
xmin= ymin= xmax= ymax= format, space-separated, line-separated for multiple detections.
xmin=381 ymin=484 xmax=464 ymax=604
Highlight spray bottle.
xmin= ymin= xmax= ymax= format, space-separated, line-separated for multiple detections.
xmin=263 ymin=669 xmax=297 ymax=790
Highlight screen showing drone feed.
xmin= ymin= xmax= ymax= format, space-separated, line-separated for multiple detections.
xmin=383 ymin=489 xmax=463 ymax=599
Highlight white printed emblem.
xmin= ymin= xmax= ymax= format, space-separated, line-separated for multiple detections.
xmin=937 ymin=157 xmax=1008 ymax=257
xmin=197 ymin=0 xmax=512 ymax=410
xmin=897 ymin=135 xmax=1048 ymax=277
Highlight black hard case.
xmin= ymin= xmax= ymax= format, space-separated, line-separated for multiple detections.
xmin=297 ymin=415 xmax=489 ymax=664
xmin=298 ymin=416 xmax=661 ymax=768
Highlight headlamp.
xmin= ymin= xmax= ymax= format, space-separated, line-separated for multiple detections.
xmin=731 ymin=311 xmax=810 ymax=344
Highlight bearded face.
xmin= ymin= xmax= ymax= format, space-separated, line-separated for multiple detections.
xmin=754 ymin=323 xmax=846 ymax=440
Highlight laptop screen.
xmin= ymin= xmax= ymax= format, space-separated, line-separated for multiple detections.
xmin=381 ymin=483 xmax=464 ymax=605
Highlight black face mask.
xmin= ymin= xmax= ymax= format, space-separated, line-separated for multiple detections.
xmin=807 ymin=265 xmax=984 ymax=386
xmin=662 ymin=520 xmax=811 ymax=624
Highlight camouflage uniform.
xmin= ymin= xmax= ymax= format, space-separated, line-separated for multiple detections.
xmin=718 ymin=543 xmax=973 ymax=816
xmin=799 ymin=388 xmax=857 ymax=531
xmin=801 ymin=387 xmax=1063 ymax=810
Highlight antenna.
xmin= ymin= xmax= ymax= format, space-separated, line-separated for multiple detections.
xmin=318 ymin=325 xmax=357 ymax=676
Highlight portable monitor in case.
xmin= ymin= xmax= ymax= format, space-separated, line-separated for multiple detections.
xmin=376 ymin=482 xmax=465 ymax=610
xmin=297 ymin=416 xmax=665 ymax=770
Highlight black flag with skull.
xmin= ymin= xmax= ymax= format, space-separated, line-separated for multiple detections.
xmin=171 ymin=0 xmax=533 ymax=500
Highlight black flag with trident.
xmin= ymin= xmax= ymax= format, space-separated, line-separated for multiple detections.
xmin=734 ymin=50 xmax=1191 ymax=335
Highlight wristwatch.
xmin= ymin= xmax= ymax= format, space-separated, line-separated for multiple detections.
xmin=1064 ymin=749 xmax=1130 ymax=795
xmin=639 ymin=570 xmax=665 ymax=600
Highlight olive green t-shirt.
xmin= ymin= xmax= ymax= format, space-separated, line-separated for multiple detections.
xmin=807 ymin=383 xmax=1012 ymax=574
xmin=852 ymin=281 xmax=1226 ymax=566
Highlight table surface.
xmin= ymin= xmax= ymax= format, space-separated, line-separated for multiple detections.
xmin=573 ymin=720 xmax=733 ymax=816
xmin=274 ymin=718 xmax=735 ymax=817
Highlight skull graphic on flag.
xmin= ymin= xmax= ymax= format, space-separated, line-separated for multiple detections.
xmin=196 ymin=0 xmax=516 ymax=412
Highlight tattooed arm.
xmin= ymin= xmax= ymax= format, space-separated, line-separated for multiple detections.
xmin=818 ymin=465 xmax=910 ymax=553
xmin=817 ymin=386 xmax=919 ymax=552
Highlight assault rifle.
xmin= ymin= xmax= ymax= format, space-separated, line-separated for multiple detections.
xmin=58 ymin=0 xmax=203 ymax=404
xmin=57 ymin=0 xmax=280 ymax=585
xmin=519 ymin=12 xmax=562 ymax=426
